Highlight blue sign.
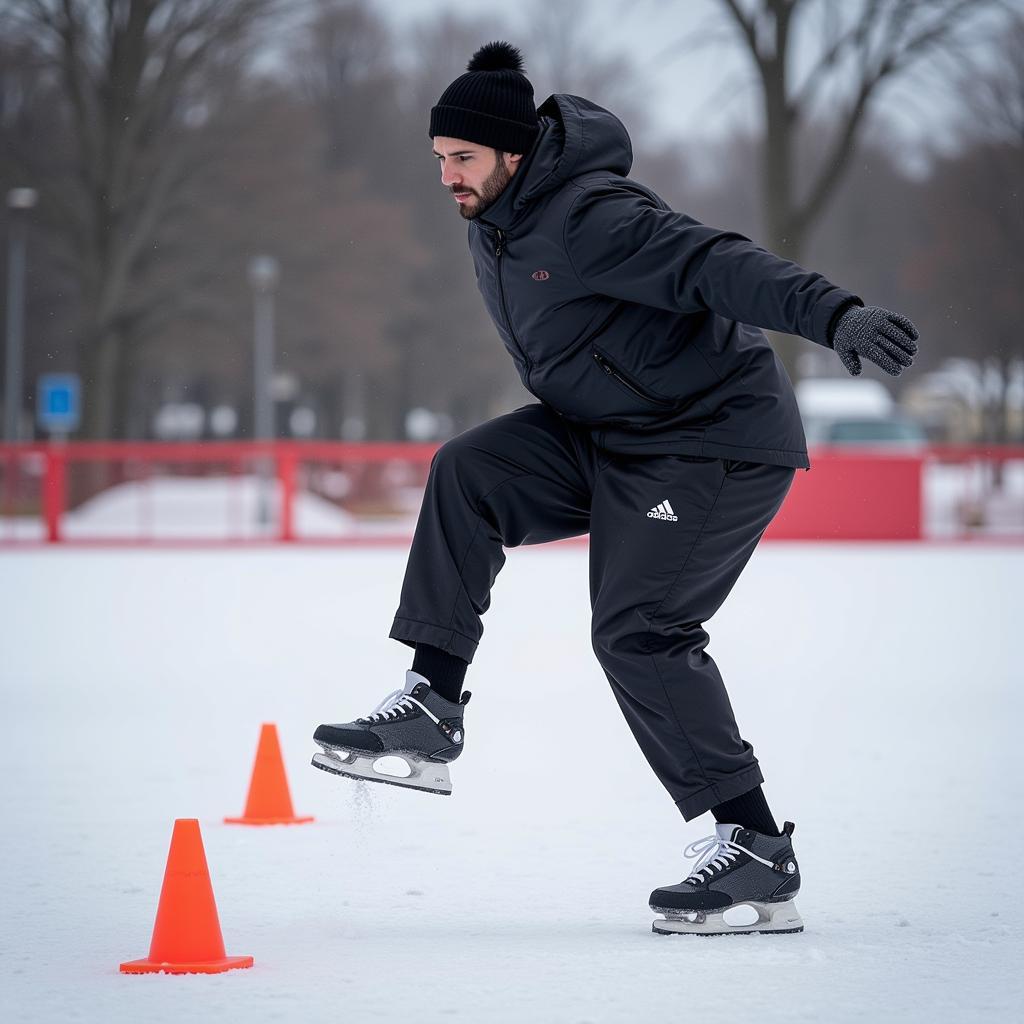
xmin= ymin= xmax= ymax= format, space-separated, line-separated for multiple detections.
xmin=37 ymin=374 xmax=81 ymax=434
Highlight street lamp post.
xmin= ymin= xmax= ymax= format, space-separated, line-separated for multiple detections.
xmin=4 ymin=188 xmax=38 ymax=442
xmin=248 ymin=255 xmax=280 ymax=529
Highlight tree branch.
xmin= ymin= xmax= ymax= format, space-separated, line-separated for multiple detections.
xmin=721 ymin=0 xmax=767 ymax=73
xmin=792 ymin=0 xmax=1008 ymax=236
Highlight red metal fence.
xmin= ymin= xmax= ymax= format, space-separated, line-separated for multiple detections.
xmin=1 ymin=441 xmax=1022 ymax=546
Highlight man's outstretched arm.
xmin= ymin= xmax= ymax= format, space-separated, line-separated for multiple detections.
xmin=563 ymin=183 xmax=918 ymax=376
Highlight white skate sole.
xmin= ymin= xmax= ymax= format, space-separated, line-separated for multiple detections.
xmin=652 ymin=899 xmax=803 ymax=936
xmin=311 ymin=747 xmax=453 ymax=796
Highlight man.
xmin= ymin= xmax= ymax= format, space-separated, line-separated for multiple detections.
xmin=312 ymin=42 xmax=918 ymax=935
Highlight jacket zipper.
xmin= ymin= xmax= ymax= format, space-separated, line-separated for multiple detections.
xmin=592 ymin=348 xmax=676 ymax=408
xmin=494 ymin=229 xmax=532 ymax=378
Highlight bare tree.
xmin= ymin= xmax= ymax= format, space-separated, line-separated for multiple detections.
xmin=957 ymin=10 xmax=1024 ymax=149
xmin=911 ymin=14 xmax=1024 ymax=443
xmin=524 ymin=0 xmax=648 ymax=127
xmin=0 ymin=28 xmax=80 ymax=421
xmin=5 ymin=0 xmax=278 ymax=438
xmin=294 ymin=0 xmax=397 ymax=173
xmin=673 ymin=0 xmax=1014 ymax=373
xmin=137 ymin=80 xmax=428 ymax=441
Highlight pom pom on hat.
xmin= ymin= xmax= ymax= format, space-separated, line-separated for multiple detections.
xmin=467 ymin=41 xmax=526 ymax=73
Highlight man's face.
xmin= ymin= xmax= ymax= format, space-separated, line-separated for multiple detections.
xmin=432 ymin=137 xmax=521 ymax=220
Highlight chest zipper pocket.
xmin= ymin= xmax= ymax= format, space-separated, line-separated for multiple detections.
xmin=592 ymin=348 xmax=677 ymax=409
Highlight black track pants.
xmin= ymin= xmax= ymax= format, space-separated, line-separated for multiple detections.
xmin=389 ymin=403 xmax=795 ymax=819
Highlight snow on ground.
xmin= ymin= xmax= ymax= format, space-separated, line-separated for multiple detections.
xmin=0 ymin=475 xmax=422 ymax=542
xmin=0 ymin=544 xmax=1021 ymax=1023
xmin=59 ymin=475 xmax=357 ymax=539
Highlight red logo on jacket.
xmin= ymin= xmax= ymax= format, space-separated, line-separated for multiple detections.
xmin=531 ymin=270 xmax=550 ymax=281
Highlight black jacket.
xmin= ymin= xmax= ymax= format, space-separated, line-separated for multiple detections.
xmin=467 ymin=94 xmax=861 ymax=469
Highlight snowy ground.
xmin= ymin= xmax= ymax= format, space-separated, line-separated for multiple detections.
xmin=1 ymin=544 xmax=1021 ymax=1023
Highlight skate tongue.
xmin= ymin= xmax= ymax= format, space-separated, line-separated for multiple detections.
xmin=404 ymin=669 xmax=431 ymax=695
xmin=715 ymin=823 xmax=743 ymax=843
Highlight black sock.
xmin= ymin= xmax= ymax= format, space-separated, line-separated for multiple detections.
xmin=411 ymin=644 xmax=468 ymax=704
xmin=711 ymin=786 xmax=780 ymax=836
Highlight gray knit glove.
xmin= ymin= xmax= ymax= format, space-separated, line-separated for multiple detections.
xmin=830 ymin=304 xmax=919 ymax=377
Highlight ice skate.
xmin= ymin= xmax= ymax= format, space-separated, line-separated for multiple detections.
xmin=311 ymin=670 xmax=470 ymax=796
xmin=650 ymin=821 xmax=803 ymax=935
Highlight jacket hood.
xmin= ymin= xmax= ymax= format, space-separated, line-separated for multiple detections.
xmin=478 ymin=94 xmax=632 ymax=229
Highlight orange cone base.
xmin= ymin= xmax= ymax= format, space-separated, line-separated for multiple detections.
xmin=223 ymin=814 xmax=314 ymax=826
xmin=120 ymin=954 xmax=254 ymax=975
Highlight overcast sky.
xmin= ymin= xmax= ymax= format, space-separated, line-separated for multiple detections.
xmin=376 ymin=0 xmax=1021 ymax=177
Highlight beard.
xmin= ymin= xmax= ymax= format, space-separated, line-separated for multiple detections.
xmin=455 ymin=157 xmax=512 ymax=220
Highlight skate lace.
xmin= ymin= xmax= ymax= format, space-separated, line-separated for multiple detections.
xmin=361 ymin=689 xmax=415 ymax=723
xmin=683 ymin=834 xmax=775 ymax=884
xmin=361 ymin=689 xmax=441 ymax=725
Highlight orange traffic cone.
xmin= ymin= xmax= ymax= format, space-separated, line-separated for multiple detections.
xmin=224 ymin=723 xmax=314 ymax=825
xmin=120 ymin=818 xmax=253 ymax=975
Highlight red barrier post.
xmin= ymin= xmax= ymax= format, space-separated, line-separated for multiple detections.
xmin=43 ymin=446 xmax=67 ymax=543
xmin=278 ymin=447 xmax=296 ymax=542
xmin=1 ymin=450 xmax=11 ymax=532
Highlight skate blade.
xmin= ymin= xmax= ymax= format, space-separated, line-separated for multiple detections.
xmin=311 ymin=750 xmax=452 ymax=796
xmin=651 ymin=899 xmax=803 ymax=936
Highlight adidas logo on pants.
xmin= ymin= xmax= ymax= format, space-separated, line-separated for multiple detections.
xmin=647 ymin=499 xmax=678 ymax=522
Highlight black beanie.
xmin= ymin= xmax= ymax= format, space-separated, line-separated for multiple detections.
xmin=429 ymin=41 xmax=539 ymax=155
